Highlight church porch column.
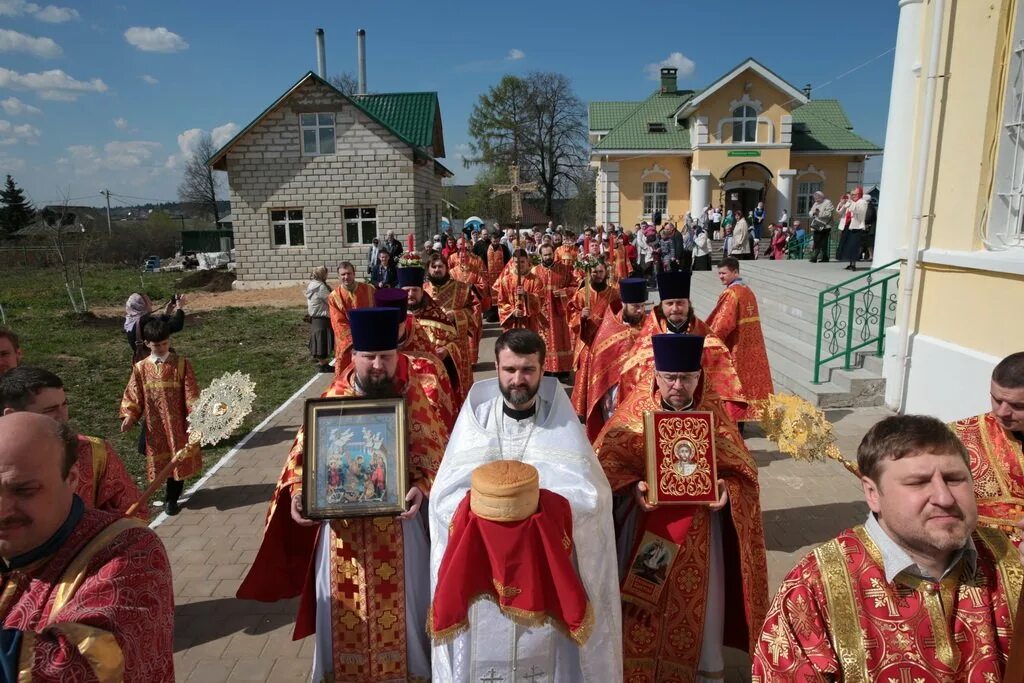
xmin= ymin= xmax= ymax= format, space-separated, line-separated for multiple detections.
xmin=775 ymin=169 xmax=797 ymax=221
xmin=689 ymin=169 xmax=711 ymax=217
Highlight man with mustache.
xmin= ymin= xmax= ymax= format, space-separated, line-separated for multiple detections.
xmin=429 ymin=329 xmax=622 ymax=680
xmin=494 ymin=249 xmax=547 ymax=335
xmin=0 ymin=412 xmax=174 ymax=680
xmin=754 ymin=414 xmax=1019 ymax=680
xmin=532 ymin=244 xmax=576 ymax=378
xmin=327 ymin=261 xmax=375 ymax=376
xmin=425 ymin=254 xmax=484 ymax=366
xmin=399 ymin=266 xmax=469 ymax=403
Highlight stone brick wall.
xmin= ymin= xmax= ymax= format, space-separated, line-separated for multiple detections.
xmin=223 ymin=78 xmax=444 ymax=288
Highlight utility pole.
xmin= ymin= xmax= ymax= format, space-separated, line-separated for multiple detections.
xmin=100 ymin=189 xmax=112 ymax=235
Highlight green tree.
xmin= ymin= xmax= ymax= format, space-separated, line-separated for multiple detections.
xmin=460 ymin=166 xmax=512 ymax=225
xmin=467 ymin=72 xmax=587 ymax=218
xmin=0 ymin=175 xmax=35 ymax=235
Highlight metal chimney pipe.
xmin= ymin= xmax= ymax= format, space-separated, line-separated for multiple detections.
xmin=315 ymin=28 xmax=326 ymax=78
xmin=356 ymin=29 xmax=366 ymax=94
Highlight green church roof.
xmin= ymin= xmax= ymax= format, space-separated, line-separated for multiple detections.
xmin=592 ymin=90 xmax=696 ymax=151
xmin=352 ymin=92 xmax=440 ymax=151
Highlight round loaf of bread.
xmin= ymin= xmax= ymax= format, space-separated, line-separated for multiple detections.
xmin=470 ymin=460 xmax=540 ymax=522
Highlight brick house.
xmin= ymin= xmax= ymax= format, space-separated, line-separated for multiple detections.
xmin=209 ymin=72 xmax=451 ymax=288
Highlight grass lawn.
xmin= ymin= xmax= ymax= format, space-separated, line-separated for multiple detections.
xmin=0 ymin=265 xmax=313 ymax=506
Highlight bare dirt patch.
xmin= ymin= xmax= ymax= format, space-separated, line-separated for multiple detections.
xmin=90 ymin=284 xmax=307 ymax=316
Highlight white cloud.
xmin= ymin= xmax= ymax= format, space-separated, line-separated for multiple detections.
xmin=0 ymin=67 xmax=107 ymax=101
xmin=123 ymin=26 xmax=188 ymax=53
xmin=0 ymin=1 xmax=78 ymax=22
xmin=0 ymin=153 xmax=25 ymax=171
xmin=506 ymin=48 xmax=525 ymax=61
xmin=0 ymin=119 xmax=40 ymax=145
xmin=645 ymin=52 xmax=696 ymax=81
xmin=210 ymin=122 xmax=239 ymax=148
xmin=141 ymin=74 xmax=158 ymax=85
xmin=59 ymin=140 xmax=162 ymax=175
xmin=1 ymin=97 xmax=41 ymax=116
xmin=0 ymin=29 xmax=61 ymax=58
xmin=114 ymin=117 xmax=128 ymax=130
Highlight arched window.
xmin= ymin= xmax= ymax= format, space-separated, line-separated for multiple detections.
xmin=732 ymin=106 xmax=757 ymax=143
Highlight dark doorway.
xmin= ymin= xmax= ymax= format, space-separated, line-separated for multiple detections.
xmin=725 ymin=187 xmax=764 ymax=217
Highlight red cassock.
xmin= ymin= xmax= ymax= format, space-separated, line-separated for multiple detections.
xmin=531 ymin=261 xmax=576 ymax=374
xmin=494 ymin=269 xmax=547 ymax=334
xmin=412 ymin=293 xmax=471 ymax=403
xmin=572 ymin=309 xmax=644 ymax=442
xmin=706 ymin=283 xmax=774 ymax=420
xmin=327 ymin=282 xmax=376 ymax=373
xmin=396 ymin=314 xmax=459 ymax=428
xmin=447 ymin=251 xmax=491 ymax=311
xmin=752 ymin=525 xmax=1020 ymax=680
xmin=426 ymin=275 xmax=484 ymax=363
xmin=75 ymin=435 xmax=147 ymax=521
xmin=0 ymin=505 xmax=174 ymax=681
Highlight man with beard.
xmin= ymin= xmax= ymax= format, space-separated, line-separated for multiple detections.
xmin=618 ymin=270 xmax=747 ymax=422
xmin=428 ymin=329 xmax=622 ymax=681
xmin=327 ymin=261 xmax=376 ymax=375
xmin=494 ymin=248 xmax=547 ymax=335
xmin=595 ymin=334 xmax=767 ymax=682
xmin=949 ymin=352 xmax=1024 ymax=536
xmin=754 ymin=414 xmax=1019 ymax=680
xmin=424 ymin=254 xmax=484 ymax=365
xmin=484 ymin=233 xmax=511 ymax=323
xmin=237 ymin=308 xmax=448 ymax=683
xmin=532 ymin=244 xmax=576 ymax=378
xmin=446 ymin=236 xmax=491 ymax=313
xmin=570 ymin=274 xmax=640 ymax=442
xmin=399 ymin=266 xmax=470 ymax=403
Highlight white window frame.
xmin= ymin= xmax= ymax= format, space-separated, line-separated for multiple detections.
xmin=988 ymin=20 xmax=1024 ymax=249
xmin=300 ymin=112 xmax=336 ymax=156
xmin=642 ymin=181 xmax=668 ymax=217
xmin=732 ymin=106 xmax=758 ymax=143
xmin=270 ymin=209 xmax=305 ymax=247
xmin=343 ymin=206 xmax=378 ymax=245
xmin=796 ymin=181 xmax=823 ymax=216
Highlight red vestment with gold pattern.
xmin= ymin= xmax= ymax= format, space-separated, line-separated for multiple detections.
xmin=752 ymin=525 xmax=1021 ymax=681
xmin=950 ymin=412 xmax=1024 ymax=540
xmin=1 ymin=506 xmax=174 ymax=681
xmin=606 ymin=245 xmax=630 ymax=284
xmin=236 ymin=356 xmax=447 ymax=682
xmin=119 ymin=353 xmax=201 ymax=482
xmin=411 ymin=293 xmax=471 ymax=402
xmin=573 ymin=309 xmax=644 ymax=442
xmin=485 ymin=245 xmax=509 ymax=297
xmin=447 ymin=251 xmax=491 ymax=310
xmin=75 ymin=435 xmax=146 ymax=521
xmin=706 ymin=283 xmax=774 ymax=420
xmin=618 ymin=308 xmax=747 ymax=421
xmin=594 ymin=383 xmax=768 ymax=681
xmin=494 ymin=268 xmax=547 ymax=334
xmin=555 ymin=244 xmax=578 ymax=268
xmin=531 ymin=261 xmax=576 ymax=373
xmin=425 ymin=276 xmax=484 ymax=365
xmin=327 ymin=282 xmax=376 ymax=374
xmin=395 ymin=314 xmax=459 ymax=426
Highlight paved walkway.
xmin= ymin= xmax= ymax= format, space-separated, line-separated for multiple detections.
xmin=161 ymin=324 xmax=889 ymax=682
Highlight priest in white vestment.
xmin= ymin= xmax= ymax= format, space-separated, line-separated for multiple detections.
xmin=429 ymin=329 xmax=622 ymax=682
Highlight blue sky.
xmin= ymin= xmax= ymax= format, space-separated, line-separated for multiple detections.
xmin=0 ymin=0 xmax=899 ymax=209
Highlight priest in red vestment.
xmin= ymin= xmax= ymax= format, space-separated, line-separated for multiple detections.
xmin=605 ymin=233 xmax=630 ymax=284
xmin=0 ymin=412 xmax=174 ymax=681
xmin=495 ymin=249 xmax=547 ymax=334
xmin=595 ymin=334 xmax=768 ymax=682
xmin=532 ymin=243 xmax=576 ymax=376
xmin=949 ymin=351 xmax=1024 ymax=540
xmin=554 ymin=233 xmax=578 ymax=268
xmin=572 ymin=277 xmax=647 ymax=442
xmin=327 ymin=261 xmax=376 ymax=374
xmin=237 ymin=308 xmax=448 ymax=683
xmin=447 ymin=237 xmax=491 ymax=312
xmin=705 ymin=257 xmax=773 ymax=421
xmin=753 ymin=414 xmax=1019 ymax=680
xmin=618 ymin=271 xmax=747 ymax=422
xmin=485 ymin=234 xmax=511 ymax=322
xmin=568 ymin=259 xmax=621 ymax=365
xmin=0 ymin=366 xmax=146 ymax=520
xmin=425 ymin=253 xmax=484 ymax=365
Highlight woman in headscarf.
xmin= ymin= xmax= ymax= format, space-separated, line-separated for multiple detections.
xmin=124 ymin=292 xmax=185 ymax=364
xmin=305 ymin=266 xmax=334 ymax=373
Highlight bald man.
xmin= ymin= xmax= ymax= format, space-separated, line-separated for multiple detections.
xmin=0 ymin=413 xmax=174 ymax=681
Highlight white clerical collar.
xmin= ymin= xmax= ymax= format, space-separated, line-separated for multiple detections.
xmin=149 ymin=353 xmax=170 ymax=365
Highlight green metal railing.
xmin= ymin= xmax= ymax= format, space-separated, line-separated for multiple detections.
xmin=813 ymin=260 xmax=900 ymax=384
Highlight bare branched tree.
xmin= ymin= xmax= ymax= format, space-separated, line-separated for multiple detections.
xmin=41 ymin=189 xmax=85 ymax=312
xmin=178 ymin=132 xmax=221 ymax=222
xmin=329 ymin=72 xmax=360 ymax=96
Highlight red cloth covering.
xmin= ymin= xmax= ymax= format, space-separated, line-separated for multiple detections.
xmin=430 ymin=489 xmax=594 ymax=646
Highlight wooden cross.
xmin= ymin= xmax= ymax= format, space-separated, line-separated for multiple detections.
xmin=492 ymin=163 xmax=539 ymax=224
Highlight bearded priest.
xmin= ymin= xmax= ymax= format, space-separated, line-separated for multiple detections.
xmin=595 ymin=334 xmax=768 ymax=682
xmin=428 ymin=329 xmax=622 ymax=681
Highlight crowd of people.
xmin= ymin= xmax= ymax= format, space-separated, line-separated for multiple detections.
xmin=0 ymin=210 xmax=1019 ymax=680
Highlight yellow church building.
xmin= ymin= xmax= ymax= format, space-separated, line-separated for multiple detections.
xmin=589 ymin=58 xmax=880 ymax=227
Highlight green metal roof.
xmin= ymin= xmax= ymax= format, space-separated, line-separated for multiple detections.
xmin=790 ymin=100 xmax=880 ymax=152
xmin=589 ymin=101 xmax=639 ymax=130
xmin=352 ymin=92 xmax=439 ymax=149
xmin=592 ymin=90 xmax=695 ymax=151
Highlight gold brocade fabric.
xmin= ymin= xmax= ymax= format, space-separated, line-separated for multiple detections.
xmin=554 ymin=244 xmax=578 ymax=267
xmin=494 ymin=269 xmax=547 ymax=333
xmin=410 ymin=294 xmax=470 ymax=403
xmin=593 ymin=386 xmax=768 ymax=679
xmin=531 ymin=262 xmax=576 ymax=373
xmin=573 ymin=310 xmax=643 ymax=441
xmin=425 ymin=277 xmax=484 ymax=364
xmin=119 ymin=354 xmax=201 ymax=482
xmin=950 ymin=412 xmax=1024 ymax=540
xmin=752 ymin=526 xmax=1021 ymax=681
xmin=706 ymin=284 xmax=774 ymax=419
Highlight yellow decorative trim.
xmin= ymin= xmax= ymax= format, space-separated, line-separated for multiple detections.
xmin=738 ymin=316 xmax=761 ymax=325
xmin=977 ymin=526 xmax=1023 ymax=623
xmin=46 ymin=623 xmax=124 ymax=681
xmin=83 ymin=436 xmax=108 ymax=508
xmin=142 ymin=381 xmax=183 ymax=390
xmin=17 ymin=629 xmax=34 ymax=683
xmin=491 ymin=580 xmax=522 ymax=599
xmin=813 ymin=537 xmax=867 ymax=683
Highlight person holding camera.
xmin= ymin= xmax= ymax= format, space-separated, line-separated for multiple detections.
xmin=123 ymin=292 xmax=186 ymax=364
xmin=808 ymin=191 xmax=835 ymax=263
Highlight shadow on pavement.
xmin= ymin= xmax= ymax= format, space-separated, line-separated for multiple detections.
xmin=242 ymin=424 xmax=301 ymax=449
xmin=175 ymin=597 xmax=299 ymax=651
xmin=762 ymin=501 xmax=868 ymax=553
xmin=185 ymin=483 xmax=276 ymax=511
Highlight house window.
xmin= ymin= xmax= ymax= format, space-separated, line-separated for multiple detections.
xmin=271 ymin=209 xmax=305 ymax=247
xmin=988 ymin=35 xmax=1024 ymax=248
xmin=731 ymin=106 xmax=757 ymax=143
xmin=796 ymin=181 xmax=823 ymax=216
xmin=643 ymin=181 xmax=668 ymax=217
xmin=344 ymin=207 xmax=377 ymax=244
xmin=300 ymin=113 xmax=336 ymax=155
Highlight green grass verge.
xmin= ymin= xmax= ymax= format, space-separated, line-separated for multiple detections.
xmin=0 ymin=265 xmax=312 ymax=505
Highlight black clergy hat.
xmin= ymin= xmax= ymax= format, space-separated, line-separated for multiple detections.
xmin=397 ymin=267 xmax=425 ymax=289
xmin=349 ymin=308 xmax=400 ymax=352
xmin=657 ymin=270 xmax=692 ymax=301
xmin=374 ymin=288 xmax=409 ymax=317
xmin=652 ymin=334 xmax=704 ymax=372
xmin=618 ymin=278 xmax=648 ymax=304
